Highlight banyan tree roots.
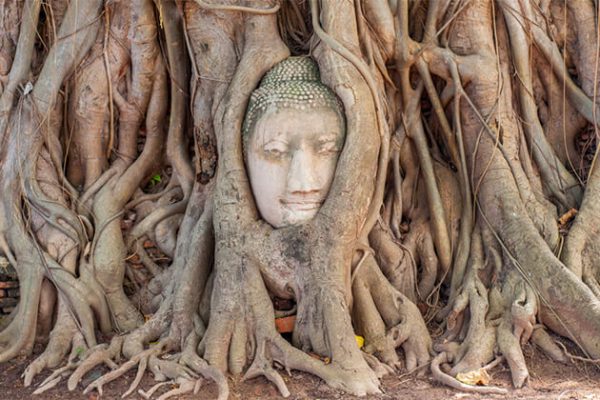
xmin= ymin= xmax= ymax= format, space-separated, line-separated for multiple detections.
xmin=1 ymin=0 xmax=600 ymax=398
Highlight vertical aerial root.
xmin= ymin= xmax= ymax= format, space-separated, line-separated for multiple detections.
xmin=49 ymin=268 xmax=110 ymax=345
xmin=510 ymin=283 xmax=537 ymax=345
xmin=497 ymin=319 xmax=529 ymax=388
xmin=357 ymin=254 xmax=432 ymax=371
xmin=29 ymin=332 xmax=87 ymax=394
xmin=448 ymin=279 xmax=496 ymax=376
xmin=493 ymin=276 xmax=537 ymax=387
xmin=243 ymin=340 xmax=290 ymax=398
xmin=0 ymin=268 xmax=42 ymax=362
xmin=353 ymin=272 xmax=398 ymax=369
xmin=23 ymin=304 xmax=81 ymax=386
xmin=179 ymin=332 xmax=228 ymax=400
xmin=36 ymin=279 xmax=56 ymax=340
xmin=369 ymin=223 xmax=416 ymax=301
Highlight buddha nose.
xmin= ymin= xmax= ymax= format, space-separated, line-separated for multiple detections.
xmin=287 ymin=149 xmax=319 ymax=194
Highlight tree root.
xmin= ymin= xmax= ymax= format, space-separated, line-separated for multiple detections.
xmin=29 ymin=332 xmax=87 ymax=394
xmin=67 ymin=336 xmax=125 ymax=391
xmin=3 ymin=1 xmax=600 ymax=399
xmin=530 ymin=327 xmax=567 ymax=363
xmin=24 ymin=304 xmax=83 ymax=387
xmin=60 ymin=330 xmax=228 ymax=400
xmin=0 ymin=268 xmax=43 ymax=362
xmin=203 ymin=246 xmax=382 ymax=396
xmin=354 ymin=253 xmax=432 ymax=372
xmin=431 ymin=352 xmax=508 ymax=395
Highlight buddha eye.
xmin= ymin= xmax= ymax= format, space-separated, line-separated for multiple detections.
xmin=317 ymin=140 xmax=340 ymax=155
xmin=265 ymin=148 xmax=286 ymax=157
xmin=263 ymin=141 xmax=289 ymax=158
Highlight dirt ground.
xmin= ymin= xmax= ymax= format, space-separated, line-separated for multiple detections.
xmin=1 ymin=340 xmax=600 ymax=400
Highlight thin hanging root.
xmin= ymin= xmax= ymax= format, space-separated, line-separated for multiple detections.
xmin=554 ymin=339 xmax=600 ymax=364
xmin=431 ymin=352 xmax=508 ymax=395
xmin=193 ymin=0 xmax=280 ymax=14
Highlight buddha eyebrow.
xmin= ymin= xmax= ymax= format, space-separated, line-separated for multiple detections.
xmin=318 ymin=135 xmax=339 ymax=143
xmin=263 ymin=137 xmax=289 ymax=146
xmin=263 ymin=130 xmax=288 ymax=140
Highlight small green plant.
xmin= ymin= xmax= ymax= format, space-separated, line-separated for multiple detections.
xmin=150 ymin=173 xmax=162 ymax=186
xmin=75 ymin=346 xmax=85 ymax=357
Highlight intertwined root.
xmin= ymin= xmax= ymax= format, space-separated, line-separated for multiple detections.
xmin=202 ymin=248 xmax=382 ymax=397
xmin=431 ymin=352 xmax=508 ymax=395
xmin=353 ymin=254 xmax=432 ymax=373
xmin=23 ymin=310 xmax=84 ymax=390
xmin=431 ymin=257 xmax=578 ymax=394
xmin=34 ymin=329 xmax=228 ymax=400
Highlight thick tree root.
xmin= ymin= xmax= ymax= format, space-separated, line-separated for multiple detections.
xmin=24 ymin=307 xmax=83 ymax=388
xmin=354 ymin=254 xmax=432 ymax=372
xmin=203 ymin=244 xmax=381 ymax=397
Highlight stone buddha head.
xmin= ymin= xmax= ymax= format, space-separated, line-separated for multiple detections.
xmin=243 ymin=57 xmax=346 ymax=228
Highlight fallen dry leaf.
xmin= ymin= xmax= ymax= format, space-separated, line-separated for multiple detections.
xmin=456 ymin=368 xmax=491 ymax=386
xmin=558 ymin=208 xmax=578 ymax=228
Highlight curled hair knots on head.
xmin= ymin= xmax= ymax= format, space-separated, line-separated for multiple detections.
xmin=242 ymin=56 xmax=345 ymax=144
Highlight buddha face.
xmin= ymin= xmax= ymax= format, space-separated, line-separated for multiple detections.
xmin=246 ymin=106 xmax=345 ymax=228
